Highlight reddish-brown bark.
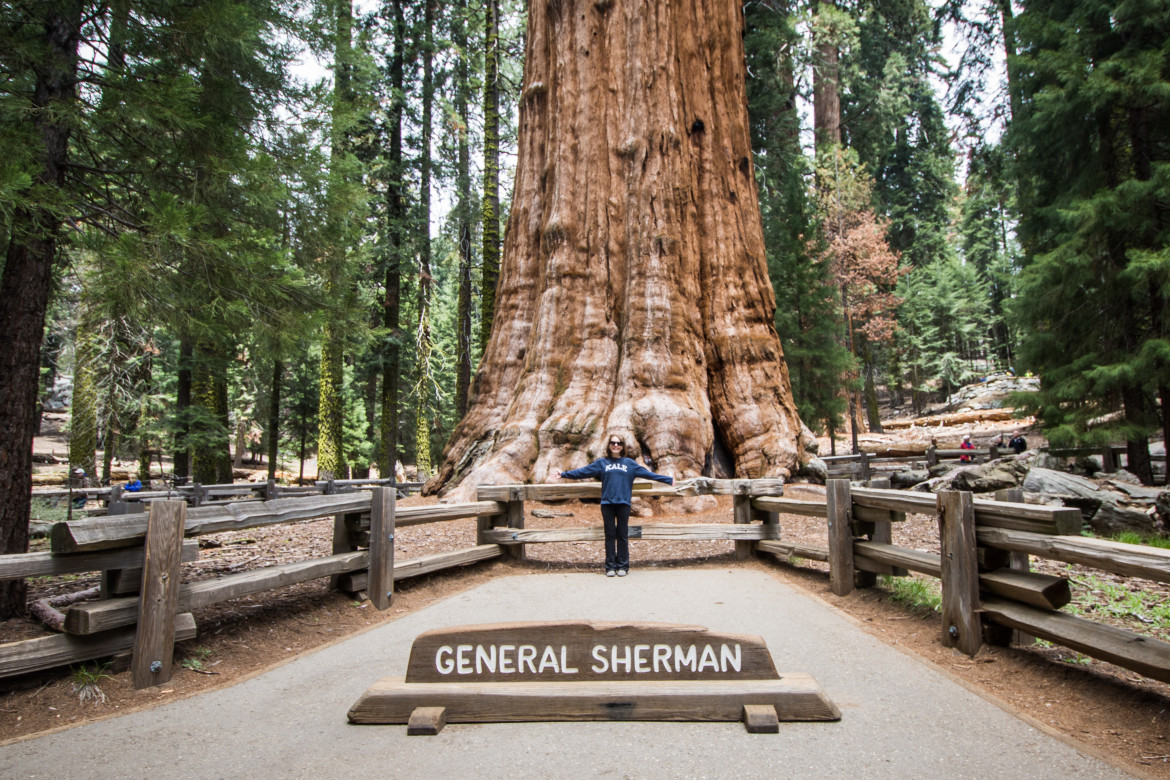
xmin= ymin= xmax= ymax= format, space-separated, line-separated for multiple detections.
xmin=428 ymin=0 xmax=812 ymax=498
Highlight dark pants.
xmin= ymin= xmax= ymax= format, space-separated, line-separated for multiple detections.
xmin=601 ymin=503 xmax=631 ymax=571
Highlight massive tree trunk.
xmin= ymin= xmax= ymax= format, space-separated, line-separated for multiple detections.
xmin=427 ymin=0 xmax=813 ymax=498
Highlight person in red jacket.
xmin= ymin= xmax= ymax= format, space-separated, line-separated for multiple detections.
xmin=551 ymin=434 xmax=673 ymax=577
xmin=960 ymin=434 xmax=975 ymax=463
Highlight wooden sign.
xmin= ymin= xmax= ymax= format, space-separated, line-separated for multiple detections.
xmin=403 ymin=621 xmax=778 ymax=683
xmin=348 ymin=620 xmax=840 ymax=733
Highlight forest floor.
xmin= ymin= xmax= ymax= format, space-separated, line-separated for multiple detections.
xmin=3 ymin=410 xmax=1170 ymax=777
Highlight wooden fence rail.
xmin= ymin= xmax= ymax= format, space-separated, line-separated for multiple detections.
xmin=476 ymin=477 xmax=1170 ymax=685
xmin=31 ymin=479 xmax=427 ymax=507
xmin=822 ymin=445 xmax=1168 ymax=482
xmin=0 ymin=489 xmax=504 ymax=684
xmin=5 ymin=474 xmax=1170 ymax=690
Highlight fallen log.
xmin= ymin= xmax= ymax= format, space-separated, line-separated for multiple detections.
xmin=29 ymin=586 xmax=101 ymax=632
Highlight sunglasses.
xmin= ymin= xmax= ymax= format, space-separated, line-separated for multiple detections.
xmin=609 ymin=440 xmax=623 ymax=446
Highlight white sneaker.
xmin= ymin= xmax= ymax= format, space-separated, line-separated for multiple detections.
xmin=617 ymin=569 xmax=628 ymax=577
xmin=605 ymin=569 xmax=616 ymax=577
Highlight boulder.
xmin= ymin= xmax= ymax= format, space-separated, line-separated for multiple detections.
xmin=803 ymin=457 xmax=828 ymax=484
xmin=949 ymin=458 xmax=1030 ymax=493
xmin=1022 ymin=466 xmax=1158 ymax=536
xmin=890 ymin=470 xmax=929 ymax=489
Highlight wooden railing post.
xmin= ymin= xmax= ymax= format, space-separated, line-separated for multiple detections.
xmin=101 ymin=499 xmax=146 ymax=597
xmin=506 ymin=486 xmax=526 ymax=561
xmin=937 ymin=490 xmax=982 ymax=657
xmin=858 ymin=451 xmax=871 ymax=481
xmin=132 ymin=500 xmax=186 ymax=689
xmin=330 ymin=509 xmax=364 ymax=592
xmin=986 ymin=487 xmax=1034 ymax=647
xmin=367 ymin=487 xmax=396 ymax=610
xmin=926 ymin=446 xmax=938 ymax=468
xmin=826 ymin=479 xmax=854 ymax=596
xmin=733 ymin=481 xmax=753 ymax=560
xmin=1102 ymin=447 xmax=1118 ymax=473
xmin=855 ymin=477 xmax=906 ymax=588
xmin=265 ymin=478 xmax=277 ymax=502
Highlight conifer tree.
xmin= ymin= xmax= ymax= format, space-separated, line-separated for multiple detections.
xmin=414 ymin=0 xmax=436 ymax=476
xmin=452 ymin=0 xmax=475 ymax=420
xmin=479 ymin=0 xmax=501 ymax=353
xmin=746 ymin=0 xmax=850 ymax=439
xmin=1011 ymin=0 xmax=1170 ymax=483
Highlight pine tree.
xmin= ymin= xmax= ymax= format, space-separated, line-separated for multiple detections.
xmin=414 ymin=0 xmax=437 ymax=477
xmin=1011 ymin=0 xmax=1170 ymax=484
xmin=745 ymin=0 xmax=850 ymax=439
xmin=479 ymin=0 xmax=501 ymax=353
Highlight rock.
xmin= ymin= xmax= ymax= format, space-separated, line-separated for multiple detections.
xmin=890 ymin=470 xmax=929 ymax=489
xmin=1023 ymin=466 xmax=1157 ymax=536
xmin=950 ymin=458 xmax=1030 ymax=493
xmin=1106 ymin=468 xmax=1141 ymax=485
xmin=630 ymin=499 xmax=655 ymax=518
xmin=804 ymin=457 xmax=828 ymax=484
xmin=680 ymin=494 xmax=718 ymax=514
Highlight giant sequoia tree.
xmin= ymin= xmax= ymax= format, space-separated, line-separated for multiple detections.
xmin=427 ymin=0 xmax=813 ymax=497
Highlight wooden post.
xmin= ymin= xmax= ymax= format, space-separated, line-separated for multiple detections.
xmin=368 ymin=487 xmax=396 ymax=610
xmin=191 ymin=483 xmax=205 ymax=507
xmin=506 ymin=486 xmax=526 ymax=561
xmin=101 ymin=500 xmax=147 ymax=597
xmin=265 ymin=478 xmax=277 ymax=501
xmin=132 ymin=500 xmax=186 ymax=689
xmin=1102 ymin=447 xmax=1118 ymax=473
xmin=753 ymin=489 xmax=780 ymax=560
xmin=858 ymin=451 xmax=870 ymax=481
xmin=733 ymin=490 xmax=752 ymax=561
xmin=330 ymin=511 xmax=363 ymax=592
xmin=926 ymin=446 xmax=938 ymax=467
xmin=826 ymin=479 xmax=854 ymax=597
xmin=988 ymin=444 xmax=999 ymax=461
xmin=987 ymin=487 xmax=1033 ymax=646
xmin=855 ymin=477 xmax=894 ymax=588
xmin=937 ymin=491 xmax=982 ymax=657
xmin=107 ymin=484 xmax=123 ymax=509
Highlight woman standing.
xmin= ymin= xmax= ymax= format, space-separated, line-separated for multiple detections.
xmin=551 ymin=434 xmax=673 ymax=577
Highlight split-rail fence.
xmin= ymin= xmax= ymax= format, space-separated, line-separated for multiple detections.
xmin=2 ymin=476 xmax=1168 ymax=690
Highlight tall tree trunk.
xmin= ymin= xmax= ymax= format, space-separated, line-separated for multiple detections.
xmin=317 ymin=0 xmax=355 ymax=482
xmin=415 ymin=0 xmax=436 ymax=477
xmin=864 ymin=355 xmax=882 ymax=433
xmin=998 ymin=0 xmax=1021 ymax=122
xmin=267 ymin=357 xmax=283 ymax=480
xmin=69 ymin=333 xmax=98 ymax=481
xmin=317 ymin=323 xmax=345 ymax=480
xmin=191 ymin=344 xmax=232 ymax=484
xmin=379 ymin=0 xmax=406 ymax=479
xmin=427 ymin=0 xmax=812 ymax=498
xmin=0 ymin=0 xmax=82 ymax=618
xmin=174 ymin=337 xmax=192 ymax=479
xmin=479 ymin=0 xmax=501 ymax=353
xmin=102 ymin=428 xmax=116 ymax=485
xmin=813 ymin=1 xmax=841 ymax=154
xmin=1123 ymin=385 xmax=1154 ymax=486
xmin=454 ymin=0 xmax=474 ymax=420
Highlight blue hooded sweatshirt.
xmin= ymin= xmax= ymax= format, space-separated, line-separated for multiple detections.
xmin=560 ymin=456 xmax=673 ymax=505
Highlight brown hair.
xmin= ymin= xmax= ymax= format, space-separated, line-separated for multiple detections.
xmin=605 ymin=434 xmax=627 ymax=456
